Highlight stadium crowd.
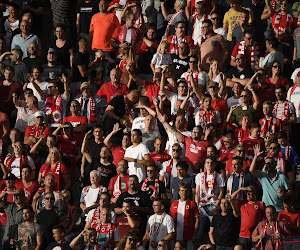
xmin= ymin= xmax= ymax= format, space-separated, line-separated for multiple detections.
xmin=2 ymin=0 xmax=300 ymax=249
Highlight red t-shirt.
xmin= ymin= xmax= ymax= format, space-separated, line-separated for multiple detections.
xmin=226 ymin=123 xmax=251 ymax=145
xmin=150 ymin=152 xmax=171 ymax=164
xmin=278 ymin=210 xmax=300 ymax=236
xmin=39 ymin=163 xmax=69 ymax=190
xmin=226 ymin=158 xmax=251 ymax=174
xmin=242 ymin=137 xmax=265 ymax=162
xmin=0 ymin=81 xmax=23 ymax=113
xmin=271 ymin=11 xmax=296 ymax=43
xmin=182 ymin=135 xmax=210 ymax=173
xmin=143 ymin=81 xmax=160 ymax=109
xmin=265 ymin=77 xmax=289 ymax=88
xmin=24 ymin=125 xmax=51 ymax=139
xmin=238 ymin=200 xmax=266 ymax=238
xmin=63 ymin=116 xmax=88 ymax=142
xmin=117 ymin=214 xmax=141 ymax=239
xmin=219 ymin=146 xmax=235 ymax=163
xmin=0 ymin=112 xmax=9 ymax=138
xmin=96 ymin=82 xmax=129 ymax=103
xmin=108 ymin=175 xmax=129 ymax=196
xmin=211 ymin=98 xmax=229 ymax=123
xmin=15 ymin=179 xmax=39 ymax=205
xmin=109 ymin=144 xmax=126 ymax=166
xmin=57 ymin=134 xmax=80 ymax=159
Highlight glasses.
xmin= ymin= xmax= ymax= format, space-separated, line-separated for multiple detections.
xmin=223 ymin=140 xmax=230 ymax=143
xmin=192 ymin=129 xmax=200 ymax=133
xmin=45 ymin=197 xmax=55 ymax=201
xmin=240 ymin=95 xmax=248 ymax=98
xmin=25 ymin=92 xmax=33 ymax=95
xmin=178 ymin=85 xmax=187 ymax=88
xmin=13 ymin=145 xmax=22 ymax=149
xmin=208 ymin=86 xmax=216 ymax=89
xmin=189 ymin=61 xmax=197 ymax=63
xmin=264 ymin=162 xmax=273 ymax=165
xmin=147 ymin=170 xmax=154 ymax=173
xmin=237 ymin=150 xmax=245 ymax=153
xmin=128 ymin=238 xmax=136 ymax=243
xmin=81 ymin=87 xmax=91 ymax=91
xmin=269 ymin=147 xmax=278 ymax=150
xmin=48 ymin=86 xmax=56 ymax=89
xmin=211 ymin=17 xmax=219 ymax=20
xmin=272 ymin=65 xmax=280 ymax=68
xmin=158 ymin=244 xmax=164 ymax=247
xmin=70 ymin=104 xmax=78 ymax=107
xmin=172 ymin=148 xmax=181 ymax=152
xmin=245 ymin=37 xmax=254 ymax=41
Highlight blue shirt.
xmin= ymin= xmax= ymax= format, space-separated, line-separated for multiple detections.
xmin=280 ymin=146 xmax=299 ymax=165
xmin=258 ymin=171 xmax=291 ymax=212
xmin=226 ymin=172 xmax=255 ymax=200
xmin=11 ymin=33 xmax=41 ymax=59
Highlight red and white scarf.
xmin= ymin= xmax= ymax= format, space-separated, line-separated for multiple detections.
xmin=260 ymin=116 xmax=278 ymax=135
xmin=45 ymin=94 xmax=63 ymax=126
xmin=199 ymin=171 xmax=217 ymax=204
xmin=227 ymin=171 xmax=244 ymax=199
xmin=271 ymin=0 xmax=276 ymax=9
xmin=113 ymin=174 xmax=122 ymax=198
xmin=141 ymin=178 xmax=160 ymax=198
xmin=5 ymin=155 xmax=29 ymax=174
xmin=237 ymin=40 xmax=259 ymax=70
xmin=264 ymin=152 xmax=286 ymax=174
xmin=164 ymin=10 xmax=184 ymax=37
xmin=41 ymin=163 xmax=61 ymax=188
xmin=116 ymin=25 xmax=139 ymax=55
xmin=165 ymin=159 xmax=173 ymax=190
xmin=273 ymin=101 xmax=289 ymax=121
xmin=283 ymin=146 xmax=291 ymax=161
xmin=186 ymin=71 xmax=200 ymax=86
xmin=255 ymin=220 xmax=283 ymax=250
xmin=288 ymin=84 xmax=300 ymax=110
xmin=198 ymin=108 xmax=219 ymax=129
xmin=169 ymin=35 xmax=190 ymax=55
xmin=237 ymin=127 xmax=251 ymax=145
xmin=200 ymin=32 xmax=215 ymax=44
xmin=79 ymin=95 xmax=98 ymax=122
xmin=150 ymin=212 xmax=166 ymax=241
xmin=272 ymin=12 xmax=294 ymax=38
xmin=93 ymin=222 xmax=113 ymax=250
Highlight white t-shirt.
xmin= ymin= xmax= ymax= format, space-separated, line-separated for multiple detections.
xmin=274 ymin=101 xmax=296 ymax=120
xmin=165 ymin=129 xmax=191 ymax=157
xmin=124 ymin=143 xmax=150 ymax=182
xmin=131 ymin=117 xmax=159 ymax=131
xmin=4 ymin=156 xmax=35 ymax=179
xmin=227 ymin=96 xmax=242 ymax=108
xmin=195 ymin=172 xmax=225 ymax=205
xmin=151 ymin=53 xmax=172 ymax=68
xmin=181 ymin=71 xmax=208 ymax=87
xmin=146 ymin=212 xmax=175 ymax=250
xmin=176 ymin=200 xmax=186 ymax=240
xmin=287 ymin=86 xmax=300 ymax=122
xmin=79 ymin=187 xmax=107 ymax=208
xmin=214 ymin=27 xmax=227 ymax=40
xmin=168 ymin=92 xmax=195 ymax=115
xmin=27 ymin=81 xmax=49 ymax=111
xmin=291 ymin=68 xmax=300 ymax=83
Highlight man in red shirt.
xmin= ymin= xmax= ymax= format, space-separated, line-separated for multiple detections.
xmin=96 ymin=68 xmax=129 ymax=103
xmin=219 ymin=133 xmax=235 ymax=163
xmin=24 ymin=111 xmax=51 ymax=147
xmin=158 ymin=111 xmax=210 ymax=173
xmin=230 ymin=186 xmax=265 ymax=249
xmin=150 ymin=137 xmax=171 ymax=166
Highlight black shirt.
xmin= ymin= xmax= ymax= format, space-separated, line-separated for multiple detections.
xmin=171 ymin=54 xmax=189 ymax=79
xmin=23 ymin=56 xmax=43 ymax=70
xmin=116 ymin=190 xmax=152 ymax=210
xmin=93 ymin=161 xmax=117 ymax=188
xmin=72 ymin=52 xmax=90 ymax=82
xmin=46 ymin=242 xmax=72 ymax=250
xmin=77 ymin=0 xmax=99 ymax=34
xmin=226 ymin=67 xmax=254 ymax=80
xmin=211 ymin=210 xmax=239 ymax=247
xmin=141 ymin=179 xmax=166 ymax=198
xmin=42 ymin=63 xmax=67 ymax=82
xmin=52 ymin=40 xmax=73 ymax=69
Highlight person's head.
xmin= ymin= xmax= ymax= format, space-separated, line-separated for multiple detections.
xmin=21 ymin=165 xmax=32 ymax=181
xmin=4 ymin=173 xmax=16 ymax=188
xmin=127 ymin=89 xmax=140 ymax=104
xmin=244 ymin=30 xmax=255 ymax=47
xmin=22 ymin=13 xmax=33 ymax=27
xmin=117 ymin=231 xmax=138 ymax=250
xmin=172 ymin=143 xmax=183 ymax=159
xmin=120 ymin=46 xmax=134 ymax=62
xmin=265 ymin=205 xmax=276 ymax=222
xmin=47 ymin=48 xmax=57 ymax=63
xmin=202 ymin=94 xmax=212 ymax=109
xmin=266 ymin=37 xmax=279 ymax=51
xmin=154 ymin=137 xmax=165 ymax=153
xmin=270 ymin=61 xmax=281 ymax=77
xmin=122 ymin=200 xmax=135 ymax=215
xmin=128 ymin=175 xmax=139 ymax=191
xmin=207 ymin=145 xmax=218 ymax=157
xmin=209 ymin=59 xmax=219 ymax=74
xmin=174 ymin=240 xmax=186 ymax=250
xmin=100 ymin=207 xmax=111 ymax=223
xmin=250 ymin=122 xmax=261 ymax=138
xmin=22 ymin=206 xmax=34 ymax=222
xmin=268 ymin=141 xmax=280 ymax=157
xmin=144 ymin=115 xmax=154 ymax=129
xmin=234 ymin=144 xmax=245 ymax=158
xmin=78 ymin=38 xmax=88 ymax=53
xmin=246 ymin=186 xmax=256 ymax=201
xmin=8 ymin=4 xmax=17 ymax=18
xmin=275 ymin=85 xmax=286 ymax=101
xmin=153 ymin=198 xmax=165 ymax=214
xmin=277 ymin=131 xmax=288 ymax=147
xmin=99 ymin=192 xmax=111 ymax=208
xmin=90 ymin=170 xmax=100 ymax=185
xmin=239 ymin=115 xmax=251 ymax=128
xmin=227 ymin=0 xmax=243 ymax=10
xmin=31 ymin=65 xmax=43 ymax=80
xmin=223 ymin=133 xmax=235 ymax=149
xmin=201 ymin=19 xmax=213 ymax=35
xmin=146 ymin=164 xmax=158 ymax=179
xmin=46 ymin=147 xmax=62 ymax=164
xmin=175 ymin=21 xmax=186 ymax=37
xmin=125 ymin=12 xmax=136 ymax=28
xmin=100 ymin=145 xmax=111 ymax=159
xmin=239 ymin=9 xmax=249 ymax=25
xmin=99 ymin=0 xmax=108 ymax=12
xmin=204 ymin=156 xmax=216 ymax=171
xmin=191 ymin=126 xmax=203 ymax=141
xmin=159 ymin=40 xmax=170 ymax=54
xmin=33 ymin=111 xmax=45 ymax=126
xmin=175 ymin=114 xmax=186 ymax=129
xmin=195 ymin=1 xmax=206 ymax=15
xmin=44 ymin=173 xmax=56 ymax=188
xmin=70 ymin=100 xmax=80 ymax=115
xmin=44 ymin=192 xmax=55 ymax=209
xmin=25 ymin=95 xmax=38 ymax=110
xmin=220 ymin=198 xmax=230 ymax=213
xmin=131 ymin=129 xmax=142 ymax=144
xmin=55 ymin=23 xmax=66 ymax=39
xmin=178 ymin=183 xmax=190 ymax=200
xmin=4 ymin=66 xmax=14 ymax=81
xmin=46 ymin=134 xmax=57 ymax=148
xmin=231 ymin=156 xmax=243 ymax=173
xmin=280 ymin=0 xmax=289 ymax=12
xmin=80 ymin=82 xmax=93 ymax=98
xmin=174 ymin=0 xmax=187 ymax=10
xmin=176 ymin=161 xmax=189 ymax=178
xmin=20 ymin=20 xmax=30 ymax=35
xmin=264 ymin=156 xmax=277 ymax=173
xmin=118 ymin=159 xmax=129 ymax=174
xmin=86 ymin=228 xmax=97 ymax=244
xmin=61 ymin=190 xmax=71 ymax=205
xmin=235 ymin=54 xmax=246 ymax=68
xmin=10 ymin=48 xmax=23 ymax=63
xmin=47 ymin=80 xmax=60 ymax=96
xmin=13 ymin=141 xmax=25 ymax=156
xmin=210 ymin=11 xmax=220 ymax=27
xmin=262 ymin=101 xmax=273 ymax=117
xmin=122 ymin=133 xmax=131 ymax=148
xmin=283 ymin=197 xmax=295 ymax=212
xmin=93 ymin=124 xmax=104 ymax=140
xmin=9 ymin=128 xmax=21 ymax=143
xmin=158 ymin=240 xmax=170 ymax=250
xmin=146 ymin=26 xmax=157 ymax=41
xmin=207 ymin=81 xmax=219 ymax=97
xmin=189 ymin=55 xmax=198 ymax=70
xmin=240 ymin=89 xmax=251 ymax=104
xmin=52 ymin=224 xmax=66 ymax=242
xmin=296 ymin=71 xmax=300 ymax=85
xmin=29 ymin=42 xmax=38 ymax=56
xmin=13 ymin=189 xmax=25 ymax=205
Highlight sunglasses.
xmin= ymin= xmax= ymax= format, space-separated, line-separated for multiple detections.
xmin=189 ymin=61 xmax=197 ymax=63
xmin=128 ymin=237 xmax=136 ymax=243
xmin=13 ymin=145 xmax=22 ymax=149
xmin=237 ymin=150 xmax=245 ymax=153
xmin=147 ymin=170 xmax=154 ymax=172
xmin=48 ymin=86 xmax=56 ymax=89
xmin=211 ymin=17 xmax=219 ymax=20
xmin=45 ymin=197 xmax=55 ymax=201
xmin=272 ymin=65 xmax=280 ymax=68
xmin=70 ymin=104 xmax=78 ymax=107
xmin=269 ymin=147 xmax=278 ymax=150
xmin=264 ymin=162 xmax=274 ymax=165
xmin=240 ymin=95 xmax=248 ymax=97
xmin=172 ymin=148 xmax=181 ymax=152
xmin=25 ymin=92 xmax=33 ymax=95
xmin=81 ymin=87 xmax=91 ymax=91
xmin=158 ymin=244 xmax=164 ymax=247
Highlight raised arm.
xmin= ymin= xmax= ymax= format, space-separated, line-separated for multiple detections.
xmin=248 ymin=84 xmax=260 ymax=110
xmin=264 ymin=0 xmax=273 ymax=15
xmin=249 ymin=144 xmax=264 ymax=178
xmin=104 ymin=123 xmax=121 ymax=148
xmin=160 ymin=67 xmax=171 ymax=99
xmin=81 ymin=130 xmax=93 ymax=164
xmin=161 ymin=2 xmax=168 ymax=19
xmin=61 ymin=74 xmax=70 ymax=101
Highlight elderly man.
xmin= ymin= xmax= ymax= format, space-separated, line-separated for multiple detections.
xmin=75 ymin=82 xmax=107 ymax=128
xmin=11 ymin=20 xmax=41 ymax=59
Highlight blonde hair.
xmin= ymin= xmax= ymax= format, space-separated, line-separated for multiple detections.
xmin=95 ymin=49 xmax=104 ymax=57
xmin=158 ymin=40 xmax=170 ymax=54
xmin=208 ymin=59 xmax=219 ymax=80
xmin=45 ymin=147 xmax=63 ymax=164
xmin=120 ymin=46 xmax=134 ymax=63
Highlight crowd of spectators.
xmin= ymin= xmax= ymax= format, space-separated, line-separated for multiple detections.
xmin=2 ymin=0 xmax=300 ymax=249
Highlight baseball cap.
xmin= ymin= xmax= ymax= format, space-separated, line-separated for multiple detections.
xmin=4 ymin=173 xmax=17 ymax=180
xmin=208 ymin=81 xmax=218 ymax=88
xmin=34 ymin=111 xmax=45 ymax=118
xmin=48 ymin=48 xmax=56 ymax=54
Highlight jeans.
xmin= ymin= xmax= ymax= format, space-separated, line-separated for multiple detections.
xmin=198 ymin=205 xmax=214 ymax=243
xmin=237 ymin=237 xmax=254 ymax=250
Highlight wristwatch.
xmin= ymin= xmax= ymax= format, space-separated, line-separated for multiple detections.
xmin=134 ymin=159 xmax=137 ymax=163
